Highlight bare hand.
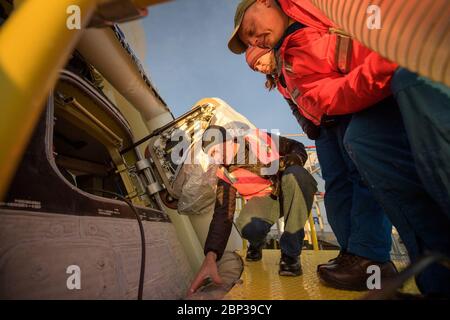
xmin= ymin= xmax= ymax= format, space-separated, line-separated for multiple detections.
xmin=187 ymin=251 xmax=223 ymax=296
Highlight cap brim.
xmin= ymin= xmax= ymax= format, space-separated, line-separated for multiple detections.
xmin=228 ymin=25 xmax=247 ymax=55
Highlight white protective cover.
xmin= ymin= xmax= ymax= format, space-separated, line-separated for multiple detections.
xmin=174 ymin=98 xmax=275 ymax=216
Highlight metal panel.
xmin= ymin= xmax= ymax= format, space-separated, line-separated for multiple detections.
xmin=0 ymin=210 xmax=193 ymax=299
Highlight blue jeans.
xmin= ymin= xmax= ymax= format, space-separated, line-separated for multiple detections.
xmin=237 ymin=166 xmax=317 ymax=258
xmin=241 ymin=217 xmax=306 ymax=258
xmin=344 ymin=97 xmax=450 ymax=295
xmin=392 ymin=68 xmax=450 ymax=218
xmin=315 ymin=116 xmax=392 ymax=262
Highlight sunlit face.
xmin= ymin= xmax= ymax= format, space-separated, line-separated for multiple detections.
xmin=238 ymin=0 xmax=288 ymax=49
xmin=254 ymin=51 xmax=276 ymax=74
xmin=207 ymin=140 xmax=238 ymax=165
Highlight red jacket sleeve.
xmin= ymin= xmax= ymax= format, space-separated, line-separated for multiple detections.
xmin=287 ymin=52 xmax=398 ymax=116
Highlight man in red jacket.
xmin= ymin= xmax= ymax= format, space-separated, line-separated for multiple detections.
xmin=229 ymin=0 xmax=398 ymax=123
xmin=228 ymin=0 xmax=397 ymax=291
xmin=228 ymin=0 xmax=450 ymax=296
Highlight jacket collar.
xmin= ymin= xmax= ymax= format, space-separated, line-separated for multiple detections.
xmin=274 ymin=21 xmax=304 ymax=51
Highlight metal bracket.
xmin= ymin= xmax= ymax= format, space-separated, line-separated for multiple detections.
xmin=146 ymin=182 xmax=162 ymax=195
xmin=135 ymin=158 xmax=151 ymax=172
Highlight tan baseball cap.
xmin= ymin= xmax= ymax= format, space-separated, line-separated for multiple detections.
xmin=228 ymin=0 xmax=257 ymax=54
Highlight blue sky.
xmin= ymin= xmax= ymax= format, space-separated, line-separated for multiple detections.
xmin=141 ymin=0 xmax=311 ymax=146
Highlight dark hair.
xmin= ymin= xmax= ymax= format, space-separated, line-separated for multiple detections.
xmin=201 ymin=125 xmax=232 ymax=153
xmin=265 ymin=74 xmax=277 ymax=91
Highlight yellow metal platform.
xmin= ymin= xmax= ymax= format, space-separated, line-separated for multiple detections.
xmin=225 ymin=250 xmax=418 ymax=300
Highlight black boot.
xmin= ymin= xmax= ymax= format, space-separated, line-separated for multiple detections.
xmin=279 ymin=253 xmax=302 ymax=276
xmin=246 ymin=243 xmax=263 ymax=261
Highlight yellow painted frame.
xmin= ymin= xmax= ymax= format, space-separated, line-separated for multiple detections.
xmin=0 ymin=0 xmax=165 ymax=200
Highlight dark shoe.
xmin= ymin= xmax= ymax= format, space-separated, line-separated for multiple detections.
xmin=317 ymin=250 xmax=347 ymax=272
xmin=317 ymin=253 xmax=398 ymax=291
xmin=279 ymin=253 xmax=302 ymax=276
xmin=246 ymin=244 xmax=263 ymax=261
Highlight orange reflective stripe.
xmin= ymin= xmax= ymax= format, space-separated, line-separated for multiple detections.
xmin=291 ymin=87 xmax=301 ymax=100
xmin=330 ymin=28 xmax=353 ymax=74
xmin=284 ymin=62 xmax=294 ymax=74
xmin=288 ymin=88 xmax=321 ymax=124
xmin=335 ymin=36 xmax=353 ymax=74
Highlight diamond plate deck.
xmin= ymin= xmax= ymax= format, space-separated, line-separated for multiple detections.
xmin=225 ymin=250 xmax=418 ymax=300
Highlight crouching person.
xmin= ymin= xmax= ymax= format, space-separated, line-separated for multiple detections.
xmin=188 ymin=125 xmax=317 ymax=295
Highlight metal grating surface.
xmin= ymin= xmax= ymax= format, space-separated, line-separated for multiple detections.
xmin=225 ymin=250 xmax=418 ymax=300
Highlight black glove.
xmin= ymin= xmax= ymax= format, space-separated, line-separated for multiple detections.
xmin=286 ymin=98 xmax=321 ymax=140
xmin=300 ymin=118 xmax=321 ymax=140
xmin=273 ymin=154 xmax=304 ymax=198
xmin=279 ymin=154 xmax=304 ymax=171
xmin=320 ymin=115 xmax=339 ymax=128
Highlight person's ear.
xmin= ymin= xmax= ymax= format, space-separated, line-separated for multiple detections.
xmin=256 ymin=0 xmax=271 ymax=8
